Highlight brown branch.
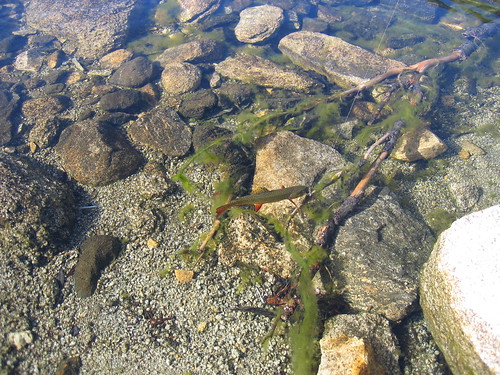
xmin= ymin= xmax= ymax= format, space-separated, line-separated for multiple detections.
xmin=316 ymin=120 xmax=405 ymax=248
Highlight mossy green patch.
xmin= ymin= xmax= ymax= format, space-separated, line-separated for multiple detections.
xmin=426 ymin=208 xmax=457 ymax=235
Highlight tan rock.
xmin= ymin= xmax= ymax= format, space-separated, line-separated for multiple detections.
xmin=174 ymin=269 xmax=194 ymax=283
xmin=318 ymin=335 xmax=385 ymax=375
xmin=161 ymin=62 xmax=202 ymax=95
xmin=392 ymin=127 xmax=447 ymax=162
xmin=100 ymin=49 xmax=133 ymax=69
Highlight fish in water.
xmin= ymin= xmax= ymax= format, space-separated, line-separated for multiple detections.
xmin=215 ymin=185 xmax=309 ymax=219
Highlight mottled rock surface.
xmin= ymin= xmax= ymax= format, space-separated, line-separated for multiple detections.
xmin=279 ymin=31 xmax=405 ymax=88
xmin=234 ymin=5 xmax=284 ymax=44
xmin=56 ymin=119 xmax=143 ymax=186
xmin=161 ymin=62 xmax=202 ymax=95
xmin=178 ymin=89 xmax=218 ymax=119
xmin=0 ymin=90 xmax=17 ymax=145
xmin=215 ymin=54 xmax=322 ymax=92
xmin=127 ymin=106 xmax=192 ymax=156
xmin=319 ymin=313 xmax=401 ymax=375
xmin=420 ymin=205 xmax=500 ymax=375
xmin=332 ymin=193 xmax=434 ymax=321
xmin=177 ymin=0 xmax=220 ymax=23
xmin=74 ymin=235 xmax=122 ymax=298
xmin=99 ymin=89 xmax=148 ymax=114
xmin=0 ymin=152 xmax=75 ymax=259
xmin=25 ymin=0 xmax=138 ymax=59
xmin=155 ymin=39 xmax=223 ymax=67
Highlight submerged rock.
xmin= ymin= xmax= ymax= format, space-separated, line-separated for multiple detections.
xmin=155 ymin=39 xmax=223 ymax=67
xmin=0 ymin=90 xmax=17 ymax=145
xmin=319 ymin=313 xmax=401 ymax=375
xmin=278 ymin=31 xmax=405 ymax=88
xmin=109 ymin=56 xmax=154 ymax=88
xmin=215 ymin=54 xmax=322 ymax=92
xmin=234 ymin=5 xmax=284 ymax=44
xmin=161 ymin=62 xmax=202 ymax=95
xmin=420 ymin=205 xmax=500 ymax=375
xmin=56 ymin=119 xmax=143 ymax=186
xmin=25 ymin=0 xmax=139 ymax=59
xmin=392 ymin=127 xmax=447 ymax=161
xmin=177 ymin=0 xmax=220 ymax=23
xmin=0 ymin=152 xmax=75 ymax=260
xmin=127 ymin=106 xmax=192 ymax=156
xmin=99 ymin=89 xmax=148 ymax=114
xmin=332 ymin=193 xmax=434 ymax=321
xmin=74 ymin=235 xmax=121 ymax=298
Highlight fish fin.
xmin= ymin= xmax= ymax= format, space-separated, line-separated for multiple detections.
xmin=254 ymin=203 xmax=263 ymax=212
xmin=215 ymin=205 xmax=229 ymax=219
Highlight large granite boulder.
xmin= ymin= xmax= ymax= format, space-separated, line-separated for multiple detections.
xmin=234 ymin=5 xmax=284 ymax=44
xmin=25 ymin=0 xmax=139 ymax=59
xmin=420 ymin=205 xmax=500 ymax=375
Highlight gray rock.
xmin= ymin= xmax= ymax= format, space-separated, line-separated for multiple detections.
xmin=56 ymin=119 xmax=143 ymax=186
xmin=215 ymin=54 xmax=322 ymax=93
xmin=380 ymin=0 xmax=438 ymax=22
xmin=25 ymin=0 xmax=138 ymax=59
xmin=332 ymin=193 xmax=434 ymax=321
xmin=319 ymin=313 xmax=401 ymax=375
xmin=155 ymin=39 xmax=223 ymax=67
xmin=234 ymin=5 xmax=284 ymax=44
xmin=178 ymin=89 xmax=218 ymax=119
xmin=161 ymin=62 xmax=202 ymax=95
xmin=74 ymin=235 xmax=121 ymax=298
xmin=0 ymin=152 xmax=75 ymax=260
xmin=99 ymin=89 xmax=147 ymax=114
xmin=420 ymin=205 xmax=500 ymax=375
xmin=109 ymin=56 xmax=154 ymax=88
xmin=127 ymin=106 xmax=192 ymax=157
xmin=387 ymin=33 xmax=425 ymax=49
xmin=278 ymin=31 xmax=405 ymax=88
xmin=13 ymin=50 xmax=44 ymax=72
xmin=177 ymin=0 xmax=220 ymax=23
xmin=0 ymin=35 xmax=26 ymax=54
xmin=0 ymin=90 xmax=17 ymax=145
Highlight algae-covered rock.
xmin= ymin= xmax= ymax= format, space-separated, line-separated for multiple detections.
xmin=74 ymin=235 xmax=122 ymax=298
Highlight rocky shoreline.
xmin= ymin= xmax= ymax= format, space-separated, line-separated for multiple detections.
xmin=1 ymin=0 xmax=499 ymax=374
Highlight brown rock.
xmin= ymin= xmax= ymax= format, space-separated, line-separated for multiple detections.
xmin=100 ymin=49 xmax=133 ymax=69
xmin=392 ymin=127 xmax=447 ymax=161
xmin=21 ymin=96 xmax=68 ymax=120
xmin=155 ymin=39 xmax=223 ymax=67
xmin=174 ymin=269 xmax=194 ymax=283
xmin=161 ymin=62 xmax=202 ymax=95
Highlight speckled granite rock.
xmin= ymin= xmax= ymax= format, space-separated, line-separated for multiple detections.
xmin=420 ymin=205 xmax=500 ymax=375
xmin=234 ymin=5 xmax=284 ymax=44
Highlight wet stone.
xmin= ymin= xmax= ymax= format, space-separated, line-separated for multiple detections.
xmin=0 ymin=90 xmax=17 ymax=145
xmin=109 ymin=56 xmax=153 ymax=88
xmin=99 ymin=49 xmax=133 ymax=69
xmin=21 ymin=95 xmax=68 ymax=120
xmin=74 ymin=235 xmax=121 ymax=298
xmin=56 ymin=119 xmax=143 ymax=186
xmin=28 ymin=116 xmax=62 ymax=149
xmin=177 ymin=0 xmax=221 ymax=23
xmin=127 ymin=106 xmax=192 ymax=157
xmin=387 ymin=33 xmax=425 ymax=49
xmin=0 ymin=152 xmax=75 ymax=260
xmin=215 ymin=82 xmax=253 ymax=108
xmin=155 ymin=39 xmax=223 ymax=67
xmin=392 ymin=127 xmax=448 ymax=161
xmin=99 ymin=89 xmax=148 ymax=114
xmin=331 ymin=193 xmax=434 ymax=321
xmin=178 ymin=89 xmax=218 ymax=119
xmin=161 ymin=62 xmax=202 ymax=95
xmin=0 ymin=35 xmax=27 ymax=54
xmin=14 ymin=49 xmax=44 ymax=72
xmin=234 ymin=5 xmax=285 ymax=44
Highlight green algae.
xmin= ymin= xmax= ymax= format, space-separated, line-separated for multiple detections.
xmin=426 ymin=208 xmax=457 ymax=235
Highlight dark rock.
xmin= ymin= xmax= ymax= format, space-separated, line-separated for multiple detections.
xmin=99 ymin=89 xmax=147 ymax=114
xmin=331 ymin=193 xmax=434 ymax=321
xmin=55 ymin=356 xmax=82 ymax=375
xmin=178 ymin=89 xmax=218 ymax=119
xmin=343 ymin=9 xmax=394 ymax=41
xmin=387 ymin=33 xmax=425 ymax=49
xmin=56 ymin=119 xmax=143 ymax=186
xmin=0 ymin=152 xmax=75 ymax=261
xmin=0 ymin=35 xmax=27 ymax=53
xmin=215 ymin=54 xmax=323 ymax=93
xmin=40 ymin=83 xmax=65 ymax=95
xmin=127 ymin=106 xmax=192 ymax=156
xmin=0 ymin=90 xmax=18 ymax=145
xmin=380 ymin=0 xmax=438 ymax=22
xmin=25 ymin=0 xmax=139 ymax=59
xmin=398 ymin=312 xmax=450 ymax=375
xmin=109 ymin=56 xmax=154 ymax=88
xmin=155 ymin=39 xmax=223 ymax=67
xmin=74 ymin=235 xmax=121 ymax=298
xmin=302 ymin=17 xmax=328 ymax=33
xmin=215 ymin=82 xmax=253 ymax=109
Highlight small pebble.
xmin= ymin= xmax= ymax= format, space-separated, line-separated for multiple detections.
xmin=174 ymin=269 xmax=194 ymax=283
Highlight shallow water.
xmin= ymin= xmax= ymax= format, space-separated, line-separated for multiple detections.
xmin=1 ymin=0 xmax=499 ymax=374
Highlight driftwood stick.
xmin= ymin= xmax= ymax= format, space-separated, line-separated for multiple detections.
xmin=316 ymin=120 xmax=405 ymax=248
